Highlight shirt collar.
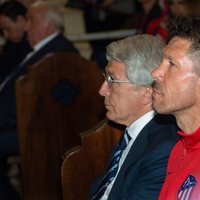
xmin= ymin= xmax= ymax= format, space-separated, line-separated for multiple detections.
xmin=178 ymin=127 xmax=200 ymax=150
xmin=33 ymin=32 xmax=60 ymax=51
xmin=127 ymin=110 xmax=156 ymax=141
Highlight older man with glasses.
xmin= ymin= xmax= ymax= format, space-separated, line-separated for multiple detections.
xmin=89 ymin=34 xmax=179 ymax=200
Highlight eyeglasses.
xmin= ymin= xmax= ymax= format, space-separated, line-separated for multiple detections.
xmin=102 ymin=73 xmax=131 ymax=86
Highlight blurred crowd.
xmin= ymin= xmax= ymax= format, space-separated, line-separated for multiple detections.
xmin=0 ymin=0 xmax=200 ymax=69
xmin=67 ymin=0 xmax=200 ymax=68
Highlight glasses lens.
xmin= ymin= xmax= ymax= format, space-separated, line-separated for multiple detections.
xmin=102 ymin=73 xmax=112 ymax=86
xmin=107 ymin=75 xmax=112 ymax=86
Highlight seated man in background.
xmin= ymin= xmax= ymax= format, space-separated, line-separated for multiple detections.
xmin=89 ymin=34 xmax=178 ymax=199
xmin=0 ymin=0 xmax=32 ymax=83
xmin=124 ymin=0 xmax=169 ymax=42
xmin=0 ymin=1 xmax=78 ymax=199
xmin=0 ymin=1 xmax=31 ymax=199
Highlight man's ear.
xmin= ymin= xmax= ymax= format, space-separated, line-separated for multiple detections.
xmin=141 ymin=87 xmax=153 ymax=105
xmin=48 ymin=20 xmax=58 ymax=32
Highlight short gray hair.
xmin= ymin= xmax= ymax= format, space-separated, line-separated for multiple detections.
xmin=106 ymin=34 xmax=164 ymax=86
xmin=30 ymin=0 xmax=64 ymax=31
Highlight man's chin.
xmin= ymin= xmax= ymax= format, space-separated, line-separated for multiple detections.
xmin=153 ymin=103 xmax=170 ymax=114
xmin=153 ymin=102 xmax=164 ymax=113
xmin=106 ymin=111 xmax=114 ymax=121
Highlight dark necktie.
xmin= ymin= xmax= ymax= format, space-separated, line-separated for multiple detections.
xmin=92 ymin=130 xmax=131 ymax=200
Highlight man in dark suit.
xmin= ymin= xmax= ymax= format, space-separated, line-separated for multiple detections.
xmin=89 ymin=34 xmax=178 ymax=199
xmin=0 ymin=1 xmax=32 ymax=83
xmin=0 ymin=1 xmax=31 ymax=199
xmin=0 ymin=1 xmax=78 ymax=199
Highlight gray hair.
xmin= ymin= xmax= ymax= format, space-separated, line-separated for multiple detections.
xmin=106 ymin=34 xmax=164 ymax=86
xmin=30 ymin=0 xmax=64 ymax=31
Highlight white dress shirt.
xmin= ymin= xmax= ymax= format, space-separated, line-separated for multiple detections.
xmin=20 ymin=31 xmax=60 ymax=65
xmin=101 ymin=110 xmax=156 ymax=199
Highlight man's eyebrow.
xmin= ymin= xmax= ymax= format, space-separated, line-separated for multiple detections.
xmin=164 ymin=54 xmax=171 ymax=60
xmin=163 ymin=52 xmax=173 ymax=61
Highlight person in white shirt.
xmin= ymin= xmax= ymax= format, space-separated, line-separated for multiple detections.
xmin=89 ymin=34 xmax=178 ymax=200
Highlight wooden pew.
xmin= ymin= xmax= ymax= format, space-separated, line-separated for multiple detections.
xmin=15 ymin=52 xmax=105 ymax=200
xmin=61 ymin=119 xmax=123 ymax=200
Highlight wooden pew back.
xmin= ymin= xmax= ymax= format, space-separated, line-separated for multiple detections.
xmin=61 ymin=119 xmax=123 ymax=200
xmin=15 ymin=52 xmax=105 ymax=200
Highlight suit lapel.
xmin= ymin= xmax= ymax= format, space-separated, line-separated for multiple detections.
xmin=109 ymin=117 xmax=159 ymax=198
xmin=1 ymin=33 xmax=74 ymax=91
xmin=1 ymin=35 xmax=61 ymax=91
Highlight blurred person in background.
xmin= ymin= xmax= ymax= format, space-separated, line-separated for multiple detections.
xmin=77 ymin=0 xmax=136 ymax=69
xmin=0 ymin=1 xmax=78 ymax=199
xmin=168 ymin=0 xmax=193 ymax=17
xmin=167 ymin=0 xmax=200 ymax=18
xmin=0 ymin=1 xmax=31 ymax=199
xmin=0 ymin=0 xmax=31 ymax=83
xmin=122 ymin=0 xmax=169 ymax=41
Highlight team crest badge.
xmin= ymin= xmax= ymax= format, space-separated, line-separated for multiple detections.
xmin=178 ymin=175 xmax=197 ymax=200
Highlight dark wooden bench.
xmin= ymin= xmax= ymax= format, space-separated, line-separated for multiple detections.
xmin=61 ymin=119 xmax=123 ymax=200
xmin=15 ymin=52 xmax=105 ymax=200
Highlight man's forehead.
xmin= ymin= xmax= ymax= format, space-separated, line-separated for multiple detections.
xmin=168 ymin=37 xmax=191 ymax=48
xmin=164 ymin=37 xmax=191 ymax=55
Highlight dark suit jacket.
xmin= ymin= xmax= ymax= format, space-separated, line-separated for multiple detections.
xmin=90 ymin=114 xmax=179 ymax=200
xmin=0 ymin=33 xmax=78 ymax=145
xmin=0 ymin=33 xmax=32 ymax=83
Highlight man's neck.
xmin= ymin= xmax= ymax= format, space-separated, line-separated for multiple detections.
xmin=175 ymin=108 xmax=200 ymax=134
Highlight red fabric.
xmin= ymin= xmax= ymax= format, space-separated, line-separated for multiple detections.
xmin=146 ymin=7 xmax=169 ymax=42
xmin=146 ymin=17 xmax=168 ymax=42
xmin=158 ymin=128 xmax=200 ymax=199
